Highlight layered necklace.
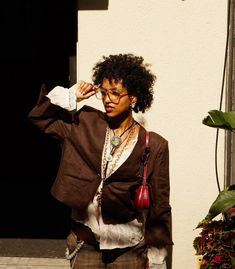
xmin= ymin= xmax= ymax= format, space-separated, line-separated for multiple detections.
xmin=110 ymin=121 xmax=135 ymax=148
xmin=102 ymin=120 xmax=136 ymax=179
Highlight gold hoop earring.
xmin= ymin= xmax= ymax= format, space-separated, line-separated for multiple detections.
xmin=131 ymin=102 xmax=136 ymax=109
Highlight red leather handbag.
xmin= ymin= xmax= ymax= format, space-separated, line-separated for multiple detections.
xmin=134 ymin=131 xmax=152 ymax=209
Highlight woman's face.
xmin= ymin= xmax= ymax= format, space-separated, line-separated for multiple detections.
xmin=100 ymin=78 xmax=135 ymax=118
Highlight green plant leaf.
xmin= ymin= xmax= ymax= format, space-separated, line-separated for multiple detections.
xmin=202 ymin=187 xmax=235 ymax=223
xmin=202 ymin=110 xmax=235 ymax=131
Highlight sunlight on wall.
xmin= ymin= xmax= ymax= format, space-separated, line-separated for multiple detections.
xmin=77 ymin=1 xmax=227 ymax=268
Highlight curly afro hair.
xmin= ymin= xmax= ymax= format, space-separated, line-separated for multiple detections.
xmin=92 ymin=53 xmax=156 ymax=113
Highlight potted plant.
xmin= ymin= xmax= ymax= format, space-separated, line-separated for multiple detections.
xmin=193 ymin=110 xmax=235 ymax=269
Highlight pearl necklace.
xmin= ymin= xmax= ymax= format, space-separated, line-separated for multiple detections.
xmin=102 ymin=123 xmax=136 ymax=179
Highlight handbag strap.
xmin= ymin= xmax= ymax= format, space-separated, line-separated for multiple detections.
xmin=142 ymin=131 xmax=150 ymax=185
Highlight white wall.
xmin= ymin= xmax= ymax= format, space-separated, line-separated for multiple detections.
xmin=77 ymin=1 xmax=227 ymax=268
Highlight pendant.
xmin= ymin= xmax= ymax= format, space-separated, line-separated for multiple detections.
xmin=111 ymin=135 xmax=122 ymax=147
xmin=106 ymin=154 xmax=113 ymax=162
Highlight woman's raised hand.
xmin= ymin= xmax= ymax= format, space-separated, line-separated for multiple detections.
xmin=75 ymin=80 xmax=97 ymax=101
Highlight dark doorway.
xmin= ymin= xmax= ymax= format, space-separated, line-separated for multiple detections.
xmin=0 ymin=0 xmax=77 ymax=239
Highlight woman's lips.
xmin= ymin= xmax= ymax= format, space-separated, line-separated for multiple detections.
xmin=105 ymin=106 xmax=114 ymax=113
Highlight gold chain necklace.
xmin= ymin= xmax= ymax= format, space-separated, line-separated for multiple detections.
xmin=102 ymin=123 xmax=136 ymax=180
xmin=110 ymin=121 xmax=135 ymax=148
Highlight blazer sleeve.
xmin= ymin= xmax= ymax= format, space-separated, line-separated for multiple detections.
xmin=145 ymin=138 xmax=173 ymax=248
xmin=28 ymin=84 xmax=77 ymax=140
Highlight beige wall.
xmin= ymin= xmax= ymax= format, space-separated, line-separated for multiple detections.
xmin=77 ymin=1 xmax=227 ymax=268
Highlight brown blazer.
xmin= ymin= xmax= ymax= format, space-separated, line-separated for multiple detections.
xmin=28 ymin=85 xmax=173 ymax=247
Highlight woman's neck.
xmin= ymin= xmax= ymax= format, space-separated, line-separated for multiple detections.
xmin=107 ymin=111 xmax=134 ymax=134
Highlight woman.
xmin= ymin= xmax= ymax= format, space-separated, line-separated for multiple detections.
xmin=28 ymin=53 xmax=173 ymax=269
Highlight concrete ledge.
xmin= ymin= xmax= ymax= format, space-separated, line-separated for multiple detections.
xmin=0 ymin=239 xmax=66 ymax=258
xmin=0 ymin=257 xmax=70 ymax=269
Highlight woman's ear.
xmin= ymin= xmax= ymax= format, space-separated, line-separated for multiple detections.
xmin=130 ymin=96 xmax=137 ymax=107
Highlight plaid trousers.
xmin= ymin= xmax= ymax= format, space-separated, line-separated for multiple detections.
xmin=66 ymin=232 xmax=148 ymax=269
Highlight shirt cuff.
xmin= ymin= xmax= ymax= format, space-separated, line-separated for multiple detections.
xmin=46 ymin=85 xmax=77 ymax=111
xmin=147 ymin=247 xmax=167 ymax=269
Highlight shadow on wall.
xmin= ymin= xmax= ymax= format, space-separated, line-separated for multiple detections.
xmin=0 ymin=0 xmax=76 ymax=239
xmin=77 ymin=0 xmax=109 ymax=10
